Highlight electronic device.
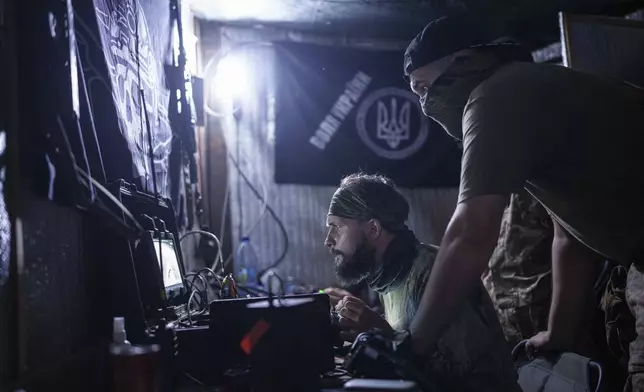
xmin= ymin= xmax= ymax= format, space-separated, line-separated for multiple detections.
xmin=104 ymin=181 xmax=192 ymax=343
xmin=210 ymin=293 xmax=336 ymax=375
xmin=135 ymin=229 xmax=188 ymax=313
xmin=173 ymin=293 xmax=337 ymax=386
xmin=344 ymin=330 xmax=438 ymax=392
xmin=152 ymin=233 xmax=185 ymax=299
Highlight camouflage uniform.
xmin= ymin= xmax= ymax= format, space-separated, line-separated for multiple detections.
xmin=626 ymin=264 xmax=644 ymax=391
xmin=482 ymin=192 xmax=553 ymax=348
xmin=381 ymin=243 xmax=521 ymax=392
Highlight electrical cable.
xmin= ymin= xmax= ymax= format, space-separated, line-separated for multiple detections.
xmin=236 ymin=109 xmax=243 ymax=245
xmin=219 ymin=159 xmax=268 ymax=269
xmin=183 ymin=272 xmax=208 ymax=306
xmin=186 ymin=290 xmax=201 ymax=325
xmin=185 ymin=266 xmax=225 ymax=307
xmin=246 ymin=178 xmax=268 ymax=237
xmin=220 ymin=158 xmax=268 ymax=269
xmin=227 ymin=152 xmax=289 ymax=281
xmin=179 ymin=230 xmax=224 ymax=273
xmin=76 ymin=43 xmax=106 ymax=184
xmin=185 ymin=266 xmax=226 ymax=303
xmin=219 ymin=177 xmax=229 ymax=257
xmin=187 ymin=289 xmax=200 ymax=309
xmin=184 ymin=272 xmax=208 ymax=290
xmin=217 ymin=72 xmax=270 ymax=273
xmin=266 ymin=269 xmax=285 ymax=296
xmin=195 ymin=266 xmax=224 ymax=285
xmin=218 ymin=139 xmax=261 ymax=270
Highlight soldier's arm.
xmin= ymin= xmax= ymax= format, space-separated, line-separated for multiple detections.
xmin=545 ymin=220 xmax=597 ymax=349
xmin=409 ymin=194 xmax=506 ymax=355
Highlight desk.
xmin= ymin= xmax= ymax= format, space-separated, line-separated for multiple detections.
xmin=177 ymin=357 xmax=351 ymax=392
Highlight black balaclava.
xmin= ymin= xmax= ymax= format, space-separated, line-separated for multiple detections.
xmin=404 ymin=14 xmax=532 ymax=140
xmin=419 ymin=52 xmax=504 ymax=140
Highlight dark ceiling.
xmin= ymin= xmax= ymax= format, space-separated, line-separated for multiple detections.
xmin=191 ymin=0 xmax=644 ymax=47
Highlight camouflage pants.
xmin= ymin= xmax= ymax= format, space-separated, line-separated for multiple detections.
xmin=483 ymin=191 xmax=553 ymax=349
xmin=495 ymin=297 xmax=550 ymax=350
xmin=626 ymin=264 xmax=644 ymax=391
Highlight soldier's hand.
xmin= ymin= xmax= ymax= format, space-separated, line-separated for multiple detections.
xmin=336 ymin=295 xmax=393 ymax=341
xmin=526 ymin=331 xmax=563 ymax=358
xmin=324 ymin=287 xmax=352 ymax=306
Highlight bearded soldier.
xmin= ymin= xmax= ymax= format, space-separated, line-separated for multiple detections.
xmin=325 ymin=173 xmax=520 ymax=391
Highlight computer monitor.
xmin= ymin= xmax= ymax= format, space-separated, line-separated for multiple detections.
xmin=154 ymin=237 xmax=184 ymax=292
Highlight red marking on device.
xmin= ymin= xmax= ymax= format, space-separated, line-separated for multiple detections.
xmin=240 ymin=318 xmax=271 ymax=355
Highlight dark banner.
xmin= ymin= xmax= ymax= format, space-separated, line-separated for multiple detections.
xmin=273 ymin=41 xmax=461 ymax=188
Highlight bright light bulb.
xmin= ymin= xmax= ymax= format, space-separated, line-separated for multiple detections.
xmin=212 ymin=54 xmax=251 ymax=101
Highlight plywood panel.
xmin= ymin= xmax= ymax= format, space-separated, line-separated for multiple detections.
xmin=561 ymin=12 xmax=644 ymax=87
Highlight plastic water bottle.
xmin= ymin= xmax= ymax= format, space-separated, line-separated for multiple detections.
xmin=235 ymin=237 xmax=258 ymax=286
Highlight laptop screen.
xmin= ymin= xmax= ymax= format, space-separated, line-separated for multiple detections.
xmin=154 ymin=238 xmax=183 ymax=289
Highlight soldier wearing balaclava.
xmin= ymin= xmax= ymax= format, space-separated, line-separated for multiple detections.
xmin=325 ymin=173 xmax=520 ymax=392
xmin=403 ymin=12 xmax=644 ymax=392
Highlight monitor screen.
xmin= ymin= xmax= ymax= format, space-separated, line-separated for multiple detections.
xmin=155 ymin=238 xmax=183 ymax=288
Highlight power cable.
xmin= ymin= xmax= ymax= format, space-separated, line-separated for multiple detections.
xmin=179 ymin=230 xmax=224 ymax=273
xmin=227 ymin=153 xmax=288 ymax=282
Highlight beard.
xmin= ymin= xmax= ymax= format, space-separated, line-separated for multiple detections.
xmin=332 ymin=238 xmax=377 ymax=286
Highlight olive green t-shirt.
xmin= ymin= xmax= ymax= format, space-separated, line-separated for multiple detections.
xmin=460 ymin=62 xmax=644 ymax=264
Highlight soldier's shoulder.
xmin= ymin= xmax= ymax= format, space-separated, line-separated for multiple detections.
xmin=471 ymin=62 xmax=553 ymax=101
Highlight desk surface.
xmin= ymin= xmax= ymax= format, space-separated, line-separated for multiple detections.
xmin=176 ymin=376 xmax=349 ymax=392
xmin=177 ymin=357 xmax=351 ymax=392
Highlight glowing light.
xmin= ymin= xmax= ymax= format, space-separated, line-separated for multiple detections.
xmin=190 ymin=0 xmax=281 ymax=21
xmin=220 ymin=0 xmax=276 ymax=20
xmin=212 ymin=54 xmax=251 ymax=101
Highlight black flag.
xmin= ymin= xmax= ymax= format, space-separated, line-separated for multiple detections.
xmin=274 ymin=41 xmax=461 ymax=188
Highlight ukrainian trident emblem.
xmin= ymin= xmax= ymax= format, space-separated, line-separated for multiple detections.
xmin=356 ymin=87 xmax=430 ymax=160
xmin=376 ymin=98 xmax=411 ymax=149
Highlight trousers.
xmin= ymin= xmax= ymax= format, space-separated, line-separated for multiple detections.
xmin=625 ymin=264 xmax=644 ymax=391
